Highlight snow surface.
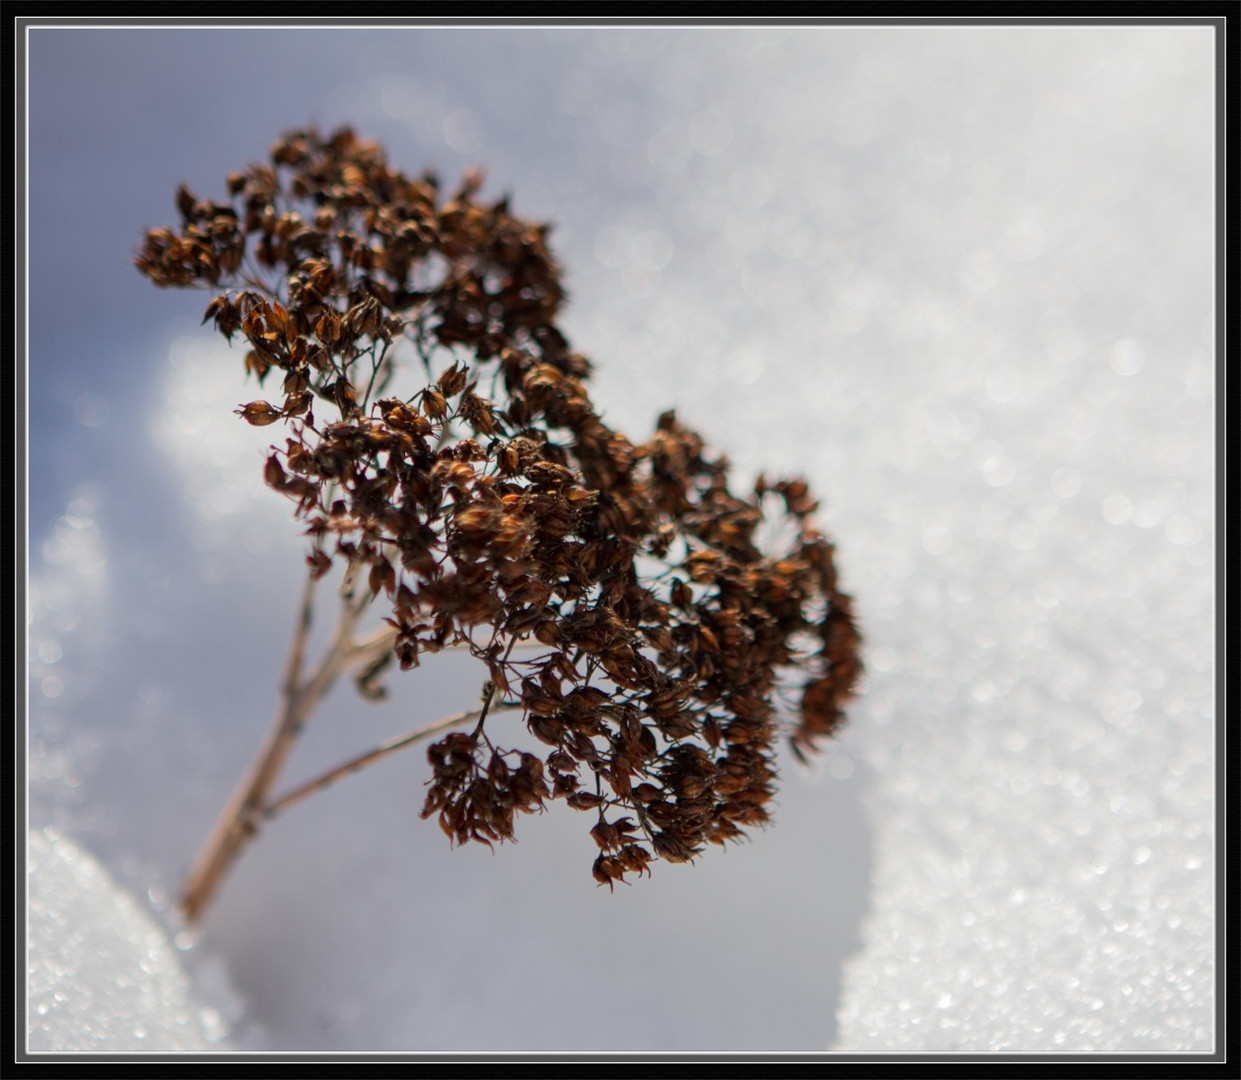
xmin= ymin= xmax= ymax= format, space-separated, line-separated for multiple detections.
xmin=26 ymin=828 xmax=237 ymax=1052
xmin=25 ymin=24 xmax=1216 ymax=1055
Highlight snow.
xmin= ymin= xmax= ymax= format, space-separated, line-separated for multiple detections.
xmin=24 ymin=23 xmax=1216 ymax=1056
xmin=26 ymin=828 xmax=236 ymax=1052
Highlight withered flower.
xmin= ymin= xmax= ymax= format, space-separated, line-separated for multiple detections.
xmin=138 ymin=125 xmax=862 ymax=902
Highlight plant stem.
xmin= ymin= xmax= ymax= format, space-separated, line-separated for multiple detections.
xmin=261 ymin=704 xmax=510 ymax=821
xmin=180 ymin=562 xmax=365 ymax=924
xmin=178 ymin=555 xmax=509 ymax=924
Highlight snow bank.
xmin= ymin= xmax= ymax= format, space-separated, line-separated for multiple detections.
xmin=26 ymin=828 xmax=238 ymax=1053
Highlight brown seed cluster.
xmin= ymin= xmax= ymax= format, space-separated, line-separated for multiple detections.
xmin=136 ymin=126 xmax=862 ymax=888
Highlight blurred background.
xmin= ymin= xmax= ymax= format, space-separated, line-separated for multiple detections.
xmin=25 ymin=23 xmax=1216 ymax=1052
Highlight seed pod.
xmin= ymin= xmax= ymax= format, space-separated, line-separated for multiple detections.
xmin=236 ymin=401 xmax=281 ymax=426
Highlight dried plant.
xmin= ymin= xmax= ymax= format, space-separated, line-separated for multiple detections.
xmin=136 ymin=126 xmax=862 ymax=923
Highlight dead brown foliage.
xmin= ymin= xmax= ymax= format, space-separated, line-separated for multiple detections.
xmin=137 ymin=126 xmax=862 ymax=892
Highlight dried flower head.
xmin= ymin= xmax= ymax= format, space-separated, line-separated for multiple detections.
xmin=137 ymin=125 xmax=863 ymax=889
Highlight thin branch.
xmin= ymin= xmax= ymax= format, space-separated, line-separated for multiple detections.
xmin=284 ymin=566 xmax=319 ymax=692
xmin=360 ymin=337 xmax=391 ymax=410
xmin=344 ymin=624 xmax=399 ymax=668
xmin=260 ymin=704 xmax=517 ymax=822
xmin=179 ymin=559 xmax=370 ymax=924
xmin=470 ymin=633 xmax=518 ymax=742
